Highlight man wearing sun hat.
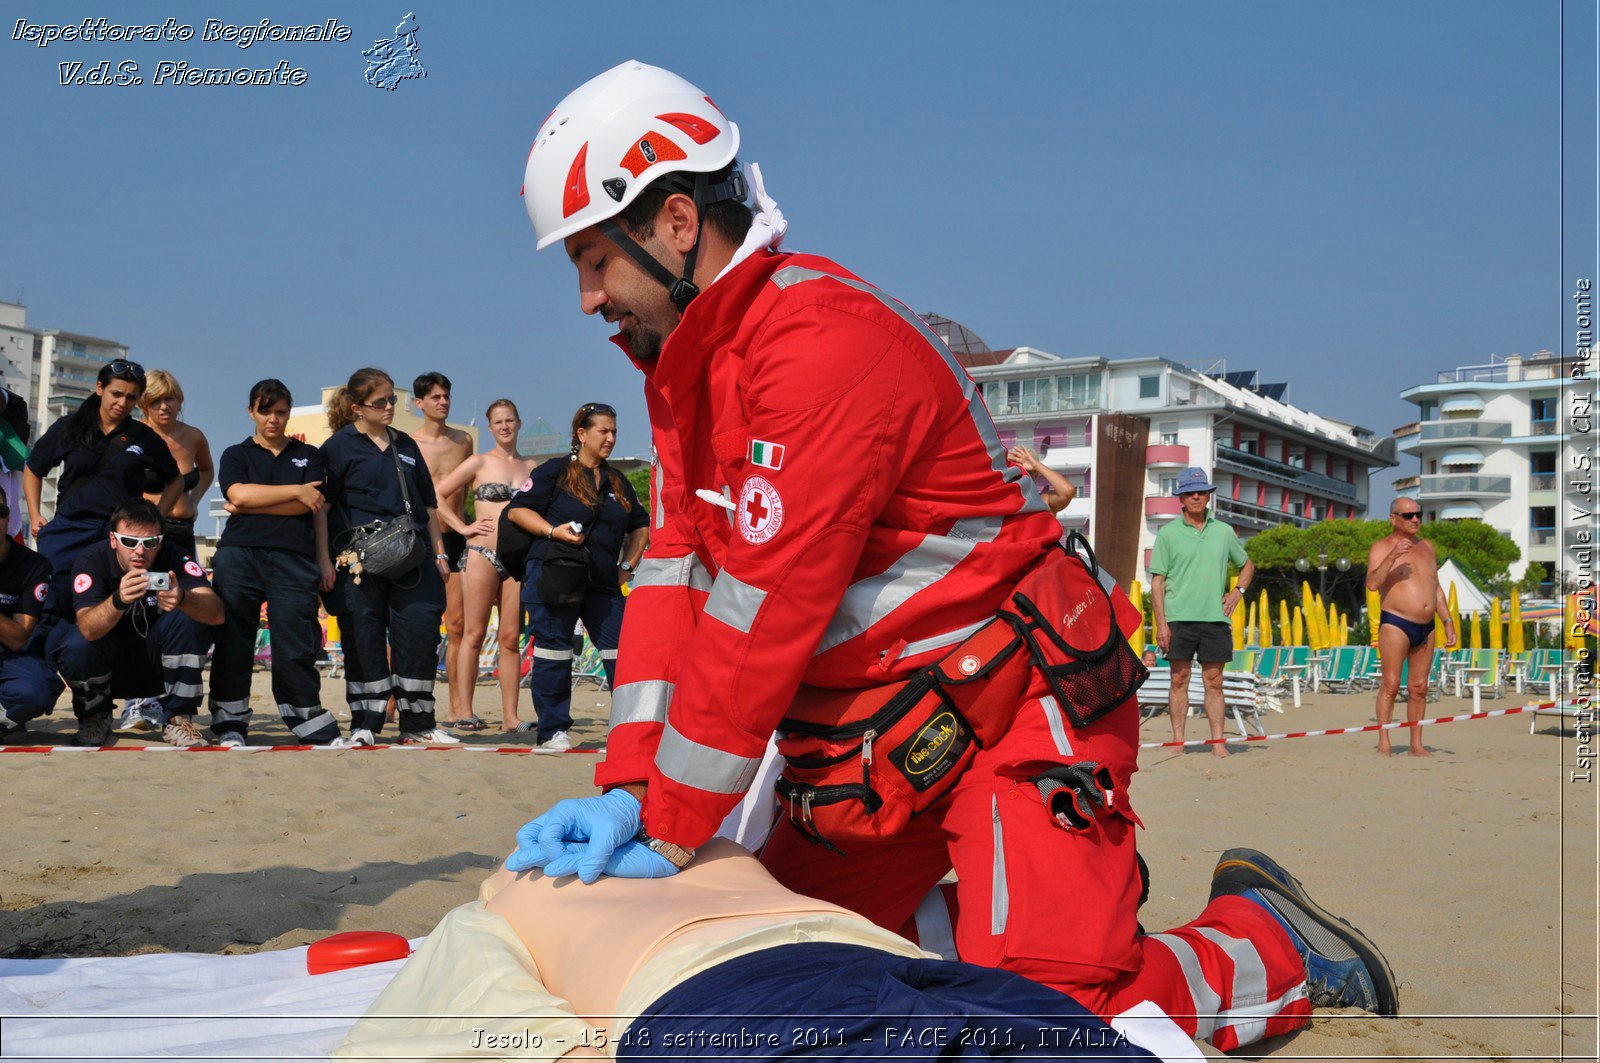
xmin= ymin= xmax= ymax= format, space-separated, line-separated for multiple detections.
xmin=1149 ymin=466 xmax=1253 ymax=757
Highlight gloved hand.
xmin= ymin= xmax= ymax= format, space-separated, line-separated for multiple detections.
xmin=598 ymin=838 xmax=681 ymax=879
xmin=505 ymin=789 xmax=642 ymax=883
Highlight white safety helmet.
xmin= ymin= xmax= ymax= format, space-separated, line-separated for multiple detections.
xmin=522 ymin=60 xmax=745 ymax=309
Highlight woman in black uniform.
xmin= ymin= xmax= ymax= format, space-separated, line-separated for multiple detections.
xmin=504 ymin=403 xmax=647 ymax=751
xmin=318 ymin=367 xmax=458 ymax=747
xmin=23 ymin=359 xmax=180 ymax=620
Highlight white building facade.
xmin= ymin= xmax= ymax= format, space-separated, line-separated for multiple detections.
xmin=0 ymin=299 xmax=128 ymax=436
xmin=1394 ymin=351 xmax=1589 ymax=595
xmin=930 ymin=318 xmax=1397 ymax=583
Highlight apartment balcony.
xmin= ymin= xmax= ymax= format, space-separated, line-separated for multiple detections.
xmin=1530 ymin=473 xmax=1558 ymax=491
xmin=1392 ymin=474 xmax=1421 ymax=491
xmin=1213 ymin=444 xmax=1358 ymax=502
xmin=1041 ymin=444 xmax=1093 ymax=471
xmin=1396 ymin=419 xmax=1513 ymax=454
xmin=1145 ymin=496 xmax=1182 ymax=521
xmin=1213 ymin=495 xmax=1314 ymax=532
xmin=1417 ymin=474 xmax=1512 ymax=499
xmin=1145 ymin=443 xmax=1189 ymax=468
xmin=987 ymin=396 xmax=1105 ymax=422
xmin=1530 ymin=527 xmax=1557 ymax=547
xmin=1392 ymin=421 xmax=1420 ymax=438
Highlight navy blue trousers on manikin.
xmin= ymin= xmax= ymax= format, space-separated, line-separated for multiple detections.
xmin=48 ymin=608 xmax=212 ymax=722
xmin=619 ymin=942 xmax=1156 ymax=1061
xmin=324 ymin=563 xmax=444 ymax=735
xmin=208 ymin=546 xmax=338 ymax=743
xmin=525 ymin=586 xmax=623 ymax=743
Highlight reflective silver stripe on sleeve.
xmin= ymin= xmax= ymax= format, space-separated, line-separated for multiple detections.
xmin=632 ymin=554 xmax=713 ymax=592
xmin=655 ymin=722 xmax=762 ymax=795
xmin=610 ymin=680 xmax=673 ymax=727
xmin=897 ymin=618 xmax=988 ymax=661
xmin=653 ymin=460 xmax=665 ymax=530
xmin=817 ymin=517 xmax=1002 ymax=654
xmin=704 ymin=571 xmax=768 ymax=635
xmin=1039 ymin=695 xmax=1074 ymax=756
xmin=771 ymin=265 xmax=1047 ymax=515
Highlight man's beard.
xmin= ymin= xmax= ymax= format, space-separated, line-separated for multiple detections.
xmin=624 ymin=318 xmax=667 ymax=362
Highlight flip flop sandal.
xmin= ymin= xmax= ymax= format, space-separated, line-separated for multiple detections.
xmin=451 ymin=716 xmax=488 ymax=732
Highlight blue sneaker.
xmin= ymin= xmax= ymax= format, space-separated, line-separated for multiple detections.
xmin=1210 ymin=848 xmax=1398 ymax=1016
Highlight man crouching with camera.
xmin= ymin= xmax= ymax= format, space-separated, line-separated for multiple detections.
xmin=49 ymin=498 xmax=223 ymax=747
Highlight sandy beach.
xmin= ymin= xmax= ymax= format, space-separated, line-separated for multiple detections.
xmin=1 ymin=672 xmax=1594 ymax=1061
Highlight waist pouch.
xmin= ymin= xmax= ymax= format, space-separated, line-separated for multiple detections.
xmin=775 ymin=533 xmax=1147 ymax=852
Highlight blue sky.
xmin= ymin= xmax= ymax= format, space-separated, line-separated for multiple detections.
xmin=1 ymin=1 xmax=1586 ymax=512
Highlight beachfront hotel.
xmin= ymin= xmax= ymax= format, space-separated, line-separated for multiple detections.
xmin=1393 ymin=350 xmax=1593 ymax=597
xmin=928 ymin=314 xmax=1398 ymax=588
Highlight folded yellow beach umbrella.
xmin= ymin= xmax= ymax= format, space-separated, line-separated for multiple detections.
xmin=1366 ymin=588 xmax=1382 ymax=647
xmin=1279 ymin=600 xmax=1292 ymax=647
xmin=1292 ymin=606 xmax=1304 ymax=646
xmin=1468 ymin=611 xmax=1482 ymax=650
xmin=1246 ymin=601 xmax=1258 ymax=646
xmin=1127 ymin=579 xmax=1145 ymax=655
xmin=1434 ymin=610 xmax=1447 ymax=645
xmin=1509 ymin=589 xmax=1525 ymax=656
xmin=1489 ymin=598 xmax=1502 ymax=652
xmin=1447 ymin=582 xmax=1461 ymax=641
xmin=1258 ymin=590 xmax=1272 ymax=647
xmin=1231 ymin=593 xmax=1246 ymax=650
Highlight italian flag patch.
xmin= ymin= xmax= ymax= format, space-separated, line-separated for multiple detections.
xmin=748 ymin=439 xmax=786 ymax=470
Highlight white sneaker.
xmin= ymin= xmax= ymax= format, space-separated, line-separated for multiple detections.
xmin=400 ymin=728 xmax=460 ymax=745
xmin=347 ymin=728 xmax=377 ymax=747
xmin=121 ymin=700 xmax=158 ymax=732
xmin=539 ymin=730 xmax=572 ymax=752
xmin=218 ymin=734 xmax=245 ymax=748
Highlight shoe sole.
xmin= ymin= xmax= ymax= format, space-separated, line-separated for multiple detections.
xmin=1214 ymin=847 xmax=1400 ymax=1016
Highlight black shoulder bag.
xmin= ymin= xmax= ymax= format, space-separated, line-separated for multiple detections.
xmin=535 ymin=494 xmax=603 ymax=608
xmin=335 ymin=430 xmax=428 ymax=583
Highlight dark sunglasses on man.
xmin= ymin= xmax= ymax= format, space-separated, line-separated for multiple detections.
xmin=1391 ymin=510 xmax=1422 ymax=522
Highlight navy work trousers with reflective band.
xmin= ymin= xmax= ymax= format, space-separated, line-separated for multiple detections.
xmin=525 ymin=584 xmax=623 ymax=744
xmin=48 ymin=608 xmax=212 ymax=721
xmin=0 ymin=648 xmax=65 ymax=726
xmin=619 ymin=941 xmax=1153 ymax=1060
xmin=208 ymin=546 xmax=337 ymax=743
xmin=326 ymin=562 xmax=443 ymax=735
xmin=36 ymin=513 xmax=106 ymax=619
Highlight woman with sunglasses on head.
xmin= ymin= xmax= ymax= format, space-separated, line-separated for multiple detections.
xmin=206 ymin=379 xmax=348 ymax=747
xmin=319 ymin=367 xmax=458 ymax=747
xmin=23 ymin=359 xmax=181 ymax=623
xmin=432 ymin=399 xmax=537 ymax=732
xmin=137 ymin=370 xmax=214 ymax=560
xmin=504 ymin=402 xmax=647 ymax=751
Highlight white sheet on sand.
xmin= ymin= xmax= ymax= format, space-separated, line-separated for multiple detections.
xmin=0 ymin=943 xmax=413 ymax=1061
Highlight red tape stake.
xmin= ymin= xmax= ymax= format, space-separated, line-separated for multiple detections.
xmin=1140 ymin=700 xmax=1576 ymax=749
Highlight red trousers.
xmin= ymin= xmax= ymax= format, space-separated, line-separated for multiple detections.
xmin=761 ymin=691 xmax=1312 ymax=1051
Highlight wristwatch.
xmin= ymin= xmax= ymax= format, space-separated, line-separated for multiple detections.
xmin=636 ymin=828 xmax=695 ymax=869
xmin=619 ymin=560 xmax=635 ymax=573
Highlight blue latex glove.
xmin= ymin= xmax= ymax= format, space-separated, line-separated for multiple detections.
xmin=505 ymin=789 xmax=642 ymax=884
xmin=599 ymin=838 xmax=680 ymax=879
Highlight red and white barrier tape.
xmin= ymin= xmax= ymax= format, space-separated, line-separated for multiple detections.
xmin=2 ymin=700 xmax=1584 ymax=754
xmin=1140 ymin=699 xmax=1581 ymax=749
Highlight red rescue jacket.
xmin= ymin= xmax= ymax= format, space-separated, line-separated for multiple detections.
xmin=599 ymin=250 xmax=1063 ymax=846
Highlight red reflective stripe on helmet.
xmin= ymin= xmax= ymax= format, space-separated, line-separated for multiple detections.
xmin=655 ymin=111 xmax=719 ymax=145
xmin=562 ymin=142 xmax=590 ymax=218
xmin=619 ymin=131 xmax=686 ymax=178
xmin=703 ymin=95 xmax=724 ymax=117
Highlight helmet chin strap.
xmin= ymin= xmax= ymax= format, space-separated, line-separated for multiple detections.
xmin=596 ymin=169 xmax=747 ymax=313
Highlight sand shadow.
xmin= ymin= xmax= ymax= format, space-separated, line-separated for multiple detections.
xmin=0 ymin=850 xmax=498 ymax=960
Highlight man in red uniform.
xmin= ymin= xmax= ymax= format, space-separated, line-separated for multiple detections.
xmin=508 ymin=60 xmax=1397 ymax=1050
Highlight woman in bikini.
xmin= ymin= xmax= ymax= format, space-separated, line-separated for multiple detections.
xmin=434 ymin=400 xmax=537 ymax=732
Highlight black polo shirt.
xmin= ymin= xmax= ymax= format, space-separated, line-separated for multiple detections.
xmin=217 ymin=436 xmax=326 ymax=557
xmin=71 ymin=539 xmax=211 ymax=630
xmin=0 ymin=541 xmax=52 ymax=621
xmin=506 ymin=460 xmax=647 ymax=593
xmin=319 ymin=424 xmax=438 ymax=540
xmin=27 ymin=417 xmax=180 ymax=523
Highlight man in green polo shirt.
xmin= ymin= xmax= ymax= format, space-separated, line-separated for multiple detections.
xmin=1150 ymin=467 xmax=1253 ymax=757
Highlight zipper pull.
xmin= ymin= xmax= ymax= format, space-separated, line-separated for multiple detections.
xmin=861 ymin=729 xmax=877 ymax=764
xmin=801 ymin=790 xmax=814 ymax=822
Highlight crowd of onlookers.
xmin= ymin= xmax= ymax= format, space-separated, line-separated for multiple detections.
xmin=0 ymin=361 xmax=642 ymax=749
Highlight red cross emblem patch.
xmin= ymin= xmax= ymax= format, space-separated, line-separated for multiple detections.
xmin=737 ymin=475 xmax=784 ymax=545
